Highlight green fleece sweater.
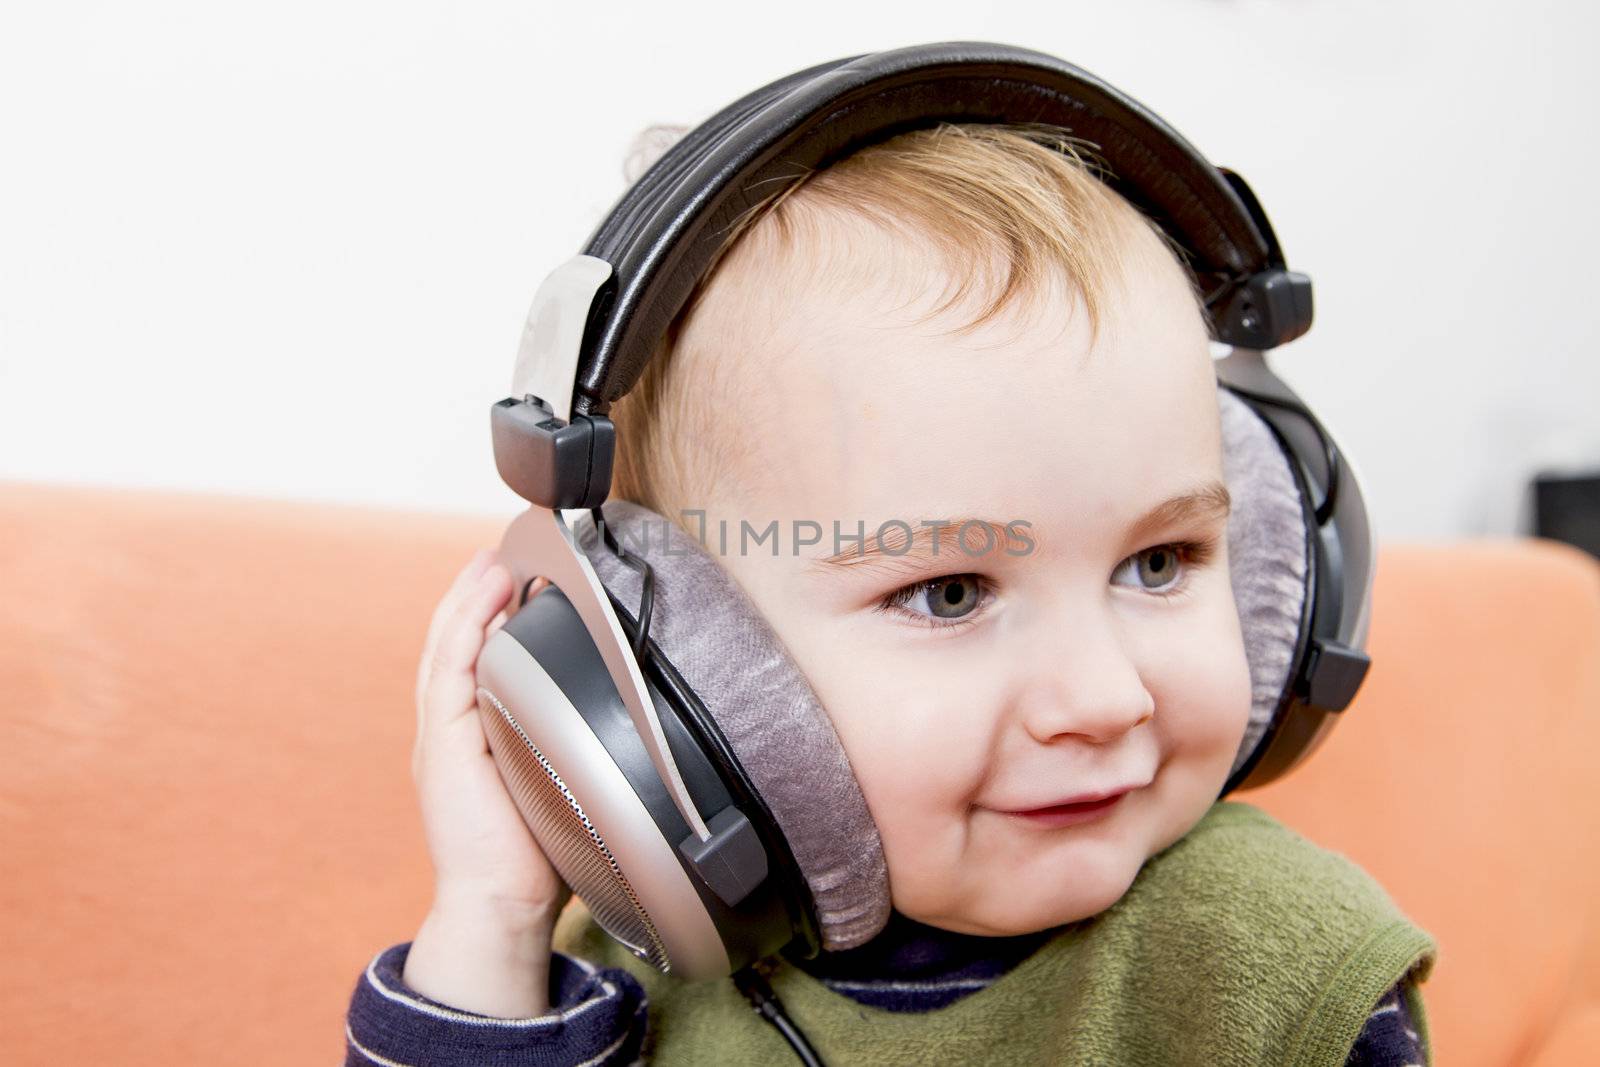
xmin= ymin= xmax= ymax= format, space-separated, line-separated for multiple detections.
xmin=553 ymin=799 xmax=1438 ymax=1066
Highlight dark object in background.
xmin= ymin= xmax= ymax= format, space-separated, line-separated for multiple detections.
xmin=1533 ymin=471 xmax=1600 ymax=560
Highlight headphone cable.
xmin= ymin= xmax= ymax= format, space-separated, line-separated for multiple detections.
xmin=732 ymin=964 xmax=827 ymax=1067
xmin=590 ymin=507 xmax=657 ymax=660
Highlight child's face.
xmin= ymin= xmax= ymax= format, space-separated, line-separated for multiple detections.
xmin=679 ymin=215 xmax=1253 ymax=937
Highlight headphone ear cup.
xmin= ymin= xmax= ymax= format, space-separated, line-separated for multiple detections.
xmin=576 ymin=500 xmax=893 ymax=952
xmin=474 ymin=582 xmax=740 ymax=979
xmin=1218 ymin=385 xmax=1313 ymax=783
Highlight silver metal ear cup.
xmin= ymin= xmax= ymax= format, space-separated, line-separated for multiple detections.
xmin=477 ymin=685 xmax=669 ymax=971
xmin=473 ymin=625 xmax=734 ymax=980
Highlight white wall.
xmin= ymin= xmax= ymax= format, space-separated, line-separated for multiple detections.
xmin=2 ymin=0 xmax=1595 ymax=540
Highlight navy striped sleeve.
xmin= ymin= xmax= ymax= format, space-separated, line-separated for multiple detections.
xmin=345 ymin=941 xmax=647 ymax=1067
xmin=1344 ymin=978 xmax=1428 ymax=1067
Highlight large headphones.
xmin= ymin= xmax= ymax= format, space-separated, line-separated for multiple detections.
xmin=475 ymin=41 xmax=1375 ymax=998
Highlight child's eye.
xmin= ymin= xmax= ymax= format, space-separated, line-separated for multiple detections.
xmin=874 ymin=536 xmax=1220 ymax=632
xmin=1110 ymin=538 xmax=1218 ymax=599
xmin=875 ymin=574 xmax=992 ymax=631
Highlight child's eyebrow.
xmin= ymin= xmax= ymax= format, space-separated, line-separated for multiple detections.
xmin=811 ymin=518 xmax=1029 ymax=577
xmin=808 ymin=480 xmax=1231 ymax=578
xmin=1123 ymin=479 xmax=1233 ymax=547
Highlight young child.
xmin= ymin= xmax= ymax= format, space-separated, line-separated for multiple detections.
xmin=346 ymin=120 xmax=1437 ymax=1065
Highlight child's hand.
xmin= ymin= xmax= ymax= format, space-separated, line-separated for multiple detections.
xmin=404 ymin=549 xmax=573 ymax=1016
xmin=409 ymin=548 xmax=572 ymax=943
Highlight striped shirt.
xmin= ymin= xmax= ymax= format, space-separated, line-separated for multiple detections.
xmin=345 ymin=910 xmax=1426 ymax=1065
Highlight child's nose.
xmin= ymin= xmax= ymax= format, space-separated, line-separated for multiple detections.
xmin=1013 ymin=618 xmax=1156 ymax=746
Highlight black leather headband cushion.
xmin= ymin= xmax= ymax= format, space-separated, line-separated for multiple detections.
xmin=574 ymin=40 xmax=1275 ymax=415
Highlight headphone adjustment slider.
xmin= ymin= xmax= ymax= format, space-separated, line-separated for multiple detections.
xmin=490 ymin=393 xmax=615 ymax=509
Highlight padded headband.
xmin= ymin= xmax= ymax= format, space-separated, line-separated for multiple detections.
xmin=571 ymin=40 xmax=1301 ymax=417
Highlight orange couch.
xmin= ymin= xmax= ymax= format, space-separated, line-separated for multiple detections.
xmin=2 ymin=479 xmax=1598 ymax=1065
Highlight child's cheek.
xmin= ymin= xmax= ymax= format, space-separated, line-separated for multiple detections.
xmin=1146 ymin=590 xmax=1254 ymax=784
xmin=827 ymin=685 xmax=982 ymax=864
xmin=1194 ymin=585 xmax=1255 ymax=753
xmin=838 ymin=694 xmax=969 ymax=813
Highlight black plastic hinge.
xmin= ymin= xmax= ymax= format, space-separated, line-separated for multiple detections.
xmin=1214 ymin=269 xmax=1314 ymax=349
xmin=679 ymin=806 xmax=769 ymax=909
xmin=489 ymin=394 xmax=614 ymax=509
xmin=1296 ymin=636 xmax=1371 ymax=712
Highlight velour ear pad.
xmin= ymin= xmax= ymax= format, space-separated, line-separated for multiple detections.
xmin=575 ymin=500 xmax=893 ymax=951
xmin=1217 ymin=385 xmax=1311 ymax=781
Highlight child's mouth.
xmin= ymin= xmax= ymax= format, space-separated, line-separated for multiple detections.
xmin=1005 ymin=791 xmax=1127 ymax=828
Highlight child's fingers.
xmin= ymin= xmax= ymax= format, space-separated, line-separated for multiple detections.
xmin=421 ymin=550 xmax=495 ymax=660
xmin=415 ymin=550 xmax=497 ymax=715
xmin=479 ymin=574 xmax=544 ymax=665
xmin=419 ymin=563 xmax=513 ymax=733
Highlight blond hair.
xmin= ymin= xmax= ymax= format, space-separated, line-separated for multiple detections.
xmin=606 ymin=121 xmax=1202 ymax=517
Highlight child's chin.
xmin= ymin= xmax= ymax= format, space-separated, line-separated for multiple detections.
xmin=1018 ymin=847 xmax=1145 ymax=929
xmin=952 ymin=868 xmax=1142 ymax=936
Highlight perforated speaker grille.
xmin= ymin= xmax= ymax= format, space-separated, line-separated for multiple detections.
xmin=476 ymin=686 xmax=671 ymax=972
